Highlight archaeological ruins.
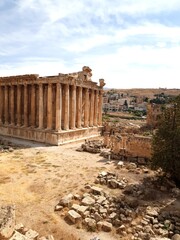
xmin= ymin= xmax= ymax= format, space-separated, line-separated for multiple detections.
xmin=0 ymin=66 xmax=105 ymax=145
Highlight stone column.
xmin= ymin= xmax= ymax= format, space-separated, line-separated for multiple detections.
xmin=77 ymin=86 xmax=82 ymax=128
xmin=17 ymin=85 xmax=21 ymax=126
xmin=84 ymin=88 xmax=89 ymax=127
xmin=0 ymin=86 xmax=3 ymax=124
xmin=98 ymin=90 xmax=103 ymax=126
xmin=89 ymin=89 xmax=94 ymax=127
xmin=94 ymin=90 xmax=98 ymax=126
xmin=23 ymin=84 xmax=28 ymax=127
xmin=55 ymin=83 xmax=62 ymax=131
xmin=10 ymin=85 xmax=15 ymax=125
xmin=38 ymin=84 xmax=44 ymax=129
xmin=47 ymin=83 xmax=52 ymax=129
xmin=70 ymin=85 xmax=76 ymax=129
xmin=31 ymin=84 xmax=36 ymax=127
xmin=4 ymin=85 xmax=9 ymax=125
xmin=64 ymin=84 xmax=69 ymax=130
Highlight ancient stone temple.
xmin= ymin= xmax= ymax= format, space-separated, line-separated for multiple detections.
xmin=0 ymin=66 xmax=105 ymax=145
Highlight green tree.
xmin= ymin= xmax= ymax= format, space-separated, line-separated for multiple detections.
xmin=151 ymin=95 xmax=180 ymax=185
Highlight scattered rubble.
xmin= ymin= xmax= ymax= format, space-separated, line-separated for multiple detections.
xmin=94 ymin=171 xmax=128 ymax=189
xmin=55 ymin=172 xmax=180 ymax=240
xmin=55 ymin=184 xmax=139 ymax=234
xmin=0 ymin=140 xmax=15 ymax=153
xmin=77 ymin=140 xmax=104 ymax=154
xmin=131 ymin=207 xmax=180 ymax=240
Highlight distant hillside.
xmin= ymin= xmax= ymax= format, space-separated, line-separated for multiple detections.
xmin=104 ymin=88 xmax=180 ymax=98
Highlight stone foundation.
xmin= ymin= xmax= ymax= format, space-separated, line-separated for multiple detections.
xmin=0 ymin=125 xmax=102 ymax=145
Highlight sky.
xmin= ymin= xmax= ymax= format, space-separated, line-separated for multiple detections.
xmin=1 ymin=0 xmax=180 ymax=89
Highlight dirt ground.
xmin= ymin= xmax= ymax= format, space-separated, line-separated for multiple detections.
xmin=0 ymin=136 xmax=179 ymax=240
xmin=0 ymin=137 xmax=122 ymax=240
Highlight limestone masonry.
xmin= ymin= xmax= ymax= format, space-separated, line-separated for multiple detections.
xmin=0 ymin=66 xmax=105 ymax=145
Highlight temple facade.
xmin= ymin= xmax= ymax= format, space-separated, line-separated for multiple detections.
xmin=0 ymin=66 xmax=105 ymax=145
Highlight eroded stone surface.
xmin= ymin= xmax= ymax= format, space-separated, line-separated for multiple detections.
xmin=82 ymin=196 xmax=95 ymax=206
xmin=67 ymin=210 xmax=81 ymax=224
xmin=0 ymin=205 xmax=15 ymax=239
xmin=9 ymin=231 xmax=28 ymax=240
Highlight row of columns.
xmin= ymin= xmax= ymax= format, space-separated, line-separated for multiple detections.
xmin=0 ymin=83 xmax=103 ymax=131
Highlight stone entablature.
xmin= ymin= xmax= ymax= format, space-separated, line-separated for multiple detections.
xmin=0 ymin=67 xmax=105 ymax=145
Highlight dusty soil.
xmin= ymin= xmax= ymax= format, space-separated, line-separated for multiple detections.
xmin=0 ymin=137 xmax=179 ymax=240
xmin=0 ymin=137 xmax=122 ymax=240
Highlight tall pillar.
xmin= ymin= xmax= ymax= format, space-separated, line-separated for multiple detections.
xmin=98 ymin=90 xmax=103 ymax=126
xmin=0 ymin=86 xmax=2 ymax=124
xmin=23 ymin=84 xmax=28 ymax=127
xmin=55 ymin=83 xmax=62 ymax=131
xmin=31 ymin=84 xmax=36 ymax=127
xmin=70 ymin=85 xmax=76 ymax=129
xmin=64 ymin=84 xmax=69 ymax=130
xmin=39 ymin=84 xmax=44 ymax=129
xmin=77 ymin=86 xmax=82 ymax=128
xmin=47 ymin=83 xmax=52 ymax=129
xmin=84 ymin=88 xmax=89 ymax=127
xmin=10 ymin=85 xmax=15 ymax=125
xmin=94 ymin=90 xmax=98 ymax=126
xmin=89 ymin=89 xmax=94 ymax=127
xmin=4 ymin=85 xmax=9 ymax=125
xmin=17 ymin=85 xmax=21 ymax=126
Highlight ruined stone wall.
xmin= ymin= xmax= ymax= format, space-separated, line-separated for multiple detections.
xmin=146 ymin=103 xmax=162 ymax=128
xmin=104 ymin=133 xmax=152 ymax=159
xmin=125 ymin=135 xmax=152 ymax=158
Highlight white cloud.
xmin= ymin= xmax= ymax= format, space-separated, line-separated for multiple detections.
xmin=16 ymin=0 xmax=180 ymax=20
xmin=73 ymin=45 xmax=180 ymax=88
xmin=0 ymin=58 xmax=69 ymax=77
xmin=1 ymin=0 xmax=180 ymax=89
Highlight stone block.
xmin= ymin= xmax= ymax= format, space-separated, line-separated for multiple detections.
xmin=91 ymin=186 xmax=103 ymax=195
xmin=0 ymin=205 xmax=15 ymax=239
xmin=71 ymin=204 xmax=80 ymax=212
xmin=172 ymin=234 xmax=180 ymax=240
xmin=109 ymin=179 xmax=118 ymax=188
xmin=67 ymin=210 xmax=81 ymax=224
xmin=9 ymin=231 xmax=28 ymax=240
xmin=71 ymin=204 xmax=88 ymax=215
xmin=96 ymin=196 xmax=106 ymax=204
xmin=101 ymin=221 xmax=112 ymax=232
xmin=84 ymin=218 xmax=96 ymax=231
xmin=78 ymin=205 xmax=89 ymax=215
xmin=146 ymin=207 xmax=159 ymax=217
xmin=117 ymin=161 xmax=124 ymax=168
xmin=25 ymin=229 xmax=39 ymax=239
xmin=82 ymin=196 xmax=95 ymax=206
xmin=59 ymin=194 xmax=73 ymax=207
xmin=15 ymin=223 xmax=24 ymax=232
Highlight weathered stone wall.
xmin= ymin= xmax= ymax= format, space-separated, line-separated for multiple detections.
xmin=104 ymin=133 xmax=152 ymax=159
xmin=146 ymin=103 xmax=162 ymax=128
